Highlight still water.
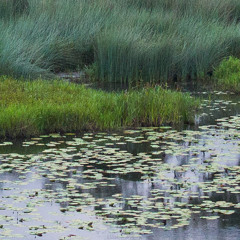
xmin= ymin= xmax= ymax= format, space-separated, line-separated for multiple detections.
xmin=0 ymin=89 xmax=239 ymax=240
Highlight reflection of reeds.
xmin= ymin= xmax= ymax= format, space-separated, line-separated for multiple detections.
xmin=1 ymin=0 xmax=240 ymax=83
xmin=0 ymin=77 xmax=199 ymax=138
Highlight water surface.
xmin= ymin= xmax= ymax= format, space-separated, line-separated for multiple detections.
xmin=0 ymin=89 xmax=239 ymax=240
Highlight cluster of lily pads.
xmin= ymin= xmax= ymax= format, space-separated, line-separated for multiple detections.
xmin=0 ymin=109 xmax=239 ymax=239
xmin=0 ymin=91 xmax=239 ymax=239
xmin=195 ymin=91 xmax=240 ymax=124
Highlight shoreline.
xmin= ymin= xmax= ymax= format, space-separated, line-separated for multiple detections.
xmin=0 ymin=77 xmax=199 ymax=139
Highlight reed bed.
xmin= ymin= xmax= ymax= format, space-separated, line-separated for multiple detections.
xmin=1 ymin=0 xmax=240 ymax=83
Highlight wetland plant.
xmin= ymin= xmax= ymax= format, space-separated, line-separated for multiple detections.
xmin=214 ymin=56 xmax=240 ymax=92
xmin=0 ymin=77 xmax=199 ymax=138
xmin=1 ymin=0 xmax=240 ymax=84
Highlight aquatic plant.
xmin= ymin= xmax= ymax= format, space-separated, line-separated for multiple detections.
xmin=0 ymin=112 xmax=239 ymax=238
xmin=0 ymin=77 xmax=198 ymax=138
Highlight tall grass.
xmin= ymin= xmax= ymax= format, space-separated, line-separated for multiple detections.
xmin=0 ymin=0 xmax=108 ymax=77
xmin=0 ymin=76 xmax=199 ymax=138
xmin=1 ymin=0 xmax=240 ymax=83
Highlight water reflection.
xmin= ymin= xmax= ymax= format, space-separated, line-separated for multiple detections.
xmin=0 ymin=92 xmax=239 ymax=239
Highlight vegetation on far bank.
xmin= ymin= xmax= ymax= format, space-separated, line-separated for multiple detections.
xmin=1 ymin=0 xmax=240 ymax=84
xmin=0 ymin=77 xmax=199 ymax=138
xmin=214 ymin=57 xmax=240 ymax=92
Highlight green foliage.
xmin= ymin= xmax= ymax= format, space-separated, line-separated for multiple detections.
xmin=84 ymin=63 xmax=98 ymax=82
xmin=0 ymin=77 xmax=199 ymax=138
xmin=214 ymin=56 xmax=240 ymax=92
xmin=0 ymin=0 xmax=106 ymax=78
xmin=1 ymin=0 xmax=240 ymax=83
xmin=214 ymin=56 xmax=240 ymax=78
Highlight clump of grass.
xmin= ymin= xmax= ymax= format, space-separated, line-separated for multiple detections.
xmin=214 ymin=56 xmax=240 ymax=92
xmin=0 ymin=77 xmax=199 ymax=138
xmin=0 ymin=0 xmax=107 ymax=78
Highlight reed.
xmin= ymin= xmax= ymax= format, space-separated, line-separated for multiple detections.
xmin=1 ymin=0 xmax=240 ymax=84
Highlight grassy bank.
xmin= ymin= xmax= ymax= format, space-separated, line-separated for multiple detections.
xmin=1 ymin=0 xmax=240 ymax=84
xmin=0 ymin=77 xmax=198 ymax=138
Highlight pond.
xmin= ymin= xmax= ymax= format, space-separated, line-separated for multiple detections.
xmin=0 ymin=88 xmax=239 ymax=240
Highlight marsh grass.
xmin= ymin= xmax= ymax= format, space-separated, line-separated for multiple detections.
xmin=1 ymin=0 xmax=240 ymax=83
xmin=214 ymin=56 xmax=240 ymax=92
xmin=0 ymin=77 xmax=198 ymax=138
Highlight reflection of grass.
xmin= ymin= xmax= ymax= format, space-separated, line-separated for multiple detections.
xmin=0 ymin=77 xmax=199 ymax=138
xmin=1 ymin=0 xmax=240 ymax=83
xmin=214 ymin=57 xmax=240 ymax=92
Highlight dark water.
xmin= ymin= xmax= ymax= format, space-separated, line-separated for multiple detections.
xmin=0 ymin=87 xmax=239 ymax=240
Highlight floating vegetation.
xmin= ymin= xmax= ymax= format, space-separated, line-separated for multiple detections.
xmin=0 ymin=110 xmax=239 ymax=239
xmin=194 ymin=90 xmax=240 ymax=125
